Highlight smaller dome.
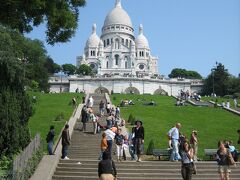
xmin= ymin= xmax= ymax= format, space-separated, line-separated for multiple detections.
xmin=86 ymin=23 xmax=100 ymax=47
xmin=135 ymin=24 xmax=149 ymax=49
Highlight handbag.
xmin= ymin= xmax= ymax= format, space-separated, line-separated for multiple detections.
xmin=228 ymin=152 xmax=236 ymax=166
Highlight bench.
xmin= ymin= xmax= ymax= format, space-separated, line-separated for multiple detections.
xmin=153 ymin=149 xmax=171 ymax=160
xmin=204 ymin=149 xmax=218 ymax=160
xmin=205 ymin=149 xmax=240 ymax=161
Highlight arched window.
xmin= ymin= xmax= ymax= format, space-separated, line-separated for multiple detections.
xmin=126 ymin=39 xmax=129 ymax=47
xmin=106 ymin=61 xmax=109 ymax=68
xmin=104 ymin=40 xmax=106 ymax=47
xmin=107 ymin=39 xmax=110 ymax=46
xmin=115 ymin=39 xmax=120 ymax=49
xmin=125 ymin=61 xmax=128 ymax=69
xmin=115 ymin=54 xmax=119 ymax=65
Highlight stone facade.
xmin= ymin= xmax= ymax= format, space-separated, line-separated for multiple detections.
xmin=49 ymin=76 xmax=203 ymax=96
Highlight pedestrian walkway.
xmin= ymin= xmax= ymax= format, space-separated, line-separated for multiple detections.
xmin=52 ymin=93 xmax=240 ymax=180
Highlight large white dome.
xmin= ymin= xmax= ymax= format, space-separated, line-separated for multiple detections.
xmin=135 ymin=24 xmax=149 ymax=49
xmin=103 ymin=0 xmax=133 ymax=28
xmin=86 ymin=24 xmax=100 ymax=47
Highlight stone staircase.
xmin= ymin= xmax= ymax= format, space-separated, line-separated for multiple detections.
xmin=52 ymin=93 xmax=240 ymax=180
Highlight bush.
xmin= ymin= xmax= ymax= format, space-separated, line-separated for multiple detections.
xmin=128 ymin=113 xmax=134 ymax=123
xmin=146 ymin=139 xmax=155 ymax=155
xmin=214 ymin=99 xmax=218 ymax=108
xmin=55 ymin=113 xmax=65 ymax=121
xmin=130 ymin=117 xmax=136 ymax=125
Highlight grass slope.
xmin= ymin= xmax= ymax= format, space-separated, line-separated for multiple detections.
xmin=111 ymin=94 xmax=240 ymax=158
xmin=28 ymin=92 xmax=83 ymax=150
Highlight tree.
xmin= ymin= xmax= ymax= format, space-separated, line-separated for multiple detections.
xmin=0 ymin=25 xmax=50 ymax=91
xmin=202 ymin=63 xmax=230 ymax=96
xmin=0 ymin=0 xmax=86 ymax=45
xmin=227 ymin=77 xmax=240 ymax=97
xmin=76 ymin=64 xmax=92 ymax=75
xmin=0 ymin=28 xmax=32 ymax=157
xmin=62 ymin=63 xmax=76 ymax=75
xmin=168 ymin=68 xmax=202 ymax=79
xmin=44 ymin=57 xmax=61 ymax=74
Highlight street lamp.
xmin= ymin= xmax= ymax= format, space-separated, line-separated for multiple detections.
xmin=211 ymin=62 xmax=218 ymax=97
xmin=60 ymin=66 xmax=63 ymax=93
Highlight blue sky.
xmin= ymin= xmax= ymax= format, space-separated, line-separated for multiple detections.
xmin=26 ymin=0 xmax=240 ymax=77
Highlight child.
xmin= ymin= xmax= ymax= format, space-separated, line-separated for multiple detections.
xmin=99 ymin=133 xmax=108 ymax=160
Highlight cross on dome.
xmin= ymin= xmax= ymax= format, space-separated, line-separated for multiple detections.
xmin=92 ymin=23 xmax=97 ymax=34
xmin=115 ymin=0 xmax=122 ymax=8
xmin=139 ymin=24 xmax=143 ymax=35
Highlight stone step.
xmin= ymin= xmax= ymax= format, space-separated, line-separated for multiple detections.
xmin=55 ymin=167 xmax=240 ymax=173
xmin=54 ymin=171 xmax=240 ymax=178
xmin=57 ymin=162 xmax=240 ymax=169
xmin=52 ymin=175 xmax=240 ymax=180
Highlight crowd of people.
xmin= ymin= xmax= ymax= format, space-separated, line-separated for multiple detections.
xmin=167 ymin=124 xmax=239 ymax=180
xmin=45 ymin=95 xmax=239 ymax=180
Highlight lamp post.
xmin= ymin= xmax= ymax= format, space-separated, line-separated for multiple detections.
xmin=211 ymin=68 xmax=215 ymax=96
xmin=211 ymin=62 xmax=218 ymax=96
xmin=60 ymin=66 xmax=63 ymax=93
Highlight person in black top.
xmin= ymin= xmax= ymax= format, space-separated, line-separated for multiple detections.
xmin=132 ymin=120 xmax=144 ymax=162
xmin=81 ymin=105 xmax=88 ymax=132
xmin=98 ymin=151 xmax=117 ymax=180
xmin=46 ymin=125 xmax=55 ymax=155
xmin=62 ymin=124 xmax=71 ymax=159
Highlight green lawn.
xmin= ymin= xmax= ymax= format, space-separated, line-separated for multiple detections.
xmin=28 ymin=92 xmax=83 ymax=151
xmin=111 ymin=94 xmax=240 ymax=159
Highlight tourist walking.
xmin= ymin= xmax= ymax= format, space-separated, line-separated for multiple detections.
xmin=62 ymin=124 xmax=71 ymax=159
xmin=89 ymin=109 xmax=97 ymax=134
xmin=168 ymin=123 xmax=181 ymax=161
xmin=115 ymin=128 xmax=124 ymax=162
xmin=190 ymin=130 xmax=198 ymax=161
xmin=98 ymin=151 xmax=117 ymax=180
xmin=216 ymin=141 xmax=234 ymax=180
xmin=106 ymin=114 xmax=115 ymax=129
xmin=181 ymin=141 xmax=194 ymax=180
xmin=132 ymin=120 xmax=144 ymax=162
xmin=99 ymin=100 xmax=105 ymax=116
xmin=46 ymin=125 xmax=55 ymax=155
xmin=105 ymin=127 xmax=116 ymax=157
xmin=226 ymin=101 xmax=230 ymax=108
xmin=106 ymin=102 xmax=111 ymax=115
xmin=88 ymin=96 xmax=94 ymax=108
xmin=233 ymin=98 xmax=238 ymax=108
xmin=99 ymin=133 xmax=108 ymax=160
xmin=81 ymin=105 xmax=88 ymax=132
xmin=115 ymin=106 xmax=120 ymax=118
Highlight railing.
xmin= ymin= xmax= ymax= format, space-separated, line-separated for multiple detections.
xmin=12 ymin=134 xmax=41 ymax=179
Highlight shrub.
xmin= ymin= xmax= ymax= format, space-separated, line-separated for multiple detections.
xmin=130 ymin=117 xmax=136 ymax=125
xmin=146 ymin=139 xmax=155 ymax=155
xmin=128 ymin=113 xmax=134 ymax=123
xmin=55 ymin=113 xmax=65 ymax=121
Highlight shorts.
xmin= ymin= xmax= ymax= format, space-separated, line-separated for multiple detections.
xmin=218 ymin=165 xmax=231 ymax=173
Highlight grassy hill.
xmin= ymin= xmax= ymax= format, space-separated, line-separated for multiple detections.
xmin=111 ymin=94 xmax=240 ymax=159
xmin=28 ymin=92 xmax=83 ymax=151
